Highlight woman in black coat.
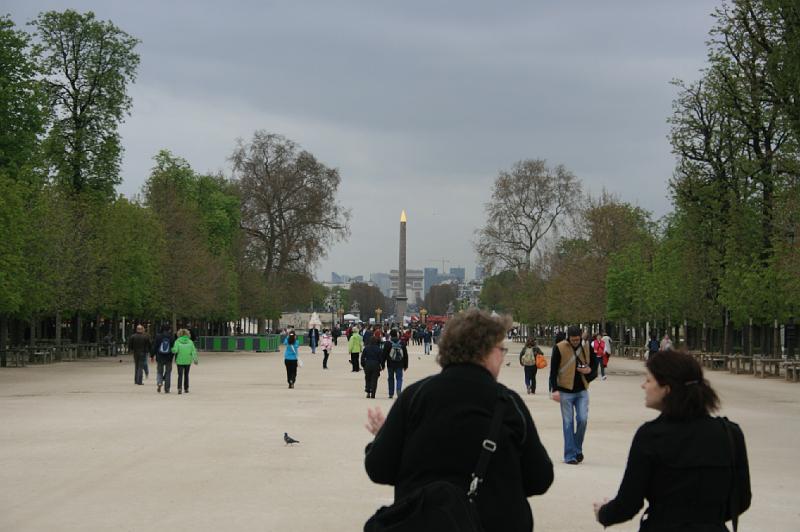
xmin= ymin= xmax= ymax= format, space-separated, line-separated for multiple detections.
xmin=594 ymin=350 xmax=751 ymax=531
xmin=363 ymin=310 xmax=553 ymax=532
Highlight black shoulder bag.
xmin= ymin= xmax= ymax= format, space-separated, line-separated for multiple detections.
xmin=364 ymin=389 xmax=507 ymax=532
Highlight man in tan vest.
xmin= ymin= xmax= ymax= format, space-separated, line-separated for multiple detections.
xmin=549 ymin=326 xmax=598 ymax=464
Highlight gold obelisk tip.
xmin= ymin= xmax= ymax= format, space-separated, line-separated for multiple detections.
xmin=400 ymin=210 xmax=407 ymax=223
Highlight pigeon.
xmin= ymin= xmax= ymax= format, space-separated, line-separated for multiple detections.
xmin=284 ymin=432 xmax=300 ymax=445
xmin=505 ymin=362 xmax=511 ymax=366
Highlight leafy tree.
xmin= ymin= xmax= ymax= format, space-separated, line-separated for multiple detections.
xmin=348 ymin=282 xmax=385 ymax=321
xmin=32 ymin=10 xmax=139 ymax=197
xmin=424 ymin=284 xmax=457 ymax=316
xmin=0 ymin=16 xmax=48 ymax=183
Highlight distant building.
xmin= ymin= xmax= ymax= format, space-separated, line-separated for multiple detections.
xmin=390 ymin=269 xmax=424 ymax=306
xmin=474 ymin=266 xmax=485 ymax=282
xmin=331 ymin=272 xmax=363 ymax=284
xmin=370 ymin=272 xmax=392 ymax=297
xmin=423 ymin=267 xmax=439 ymax=297
xmin=449 ymin=267 xmax=465 ymax=283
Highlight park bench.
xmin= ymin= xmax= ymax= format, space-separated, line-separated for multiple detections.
xmin=728 ymin=354 xmax=754 ymax=375
xmin=54 ymin=344 xmax=78 ymax=361
xmin=782 ymin=359 xmax=800 ymax=382
xmin=0 ymin=348 xmax=27 ymax=367
xmin=753 ymin=356 xmax=783 ymax=378
xmin=705 ymin=354 xmax=728 ymax=370
xmin=26 ymin=346 xmax=55 ymax=364
xmin=77 ymin=344 xmax=99 ymax=359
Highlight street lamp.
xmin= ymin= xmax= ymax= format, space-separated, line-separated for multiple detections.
xmin=338 ymin=307 xmax=345 ymax=326
xmin=420 ymin=308 xmax=428 ymax=324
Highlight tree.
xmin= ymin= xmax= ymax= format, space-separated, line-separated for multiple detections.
xmin=0 ymin=15 xmax=48 ymax=183
xmin=32 ymin=10 xmax=139 ymax=197
xmin=424 ymin=284 xmax=457 ymax=316
xmin=348 ymin=282 xmax=385 ymax=321
xmin=233 ymin=131 xmax=351 ymax=281
xmin=475 ymin=159 xmax=579 ymax=273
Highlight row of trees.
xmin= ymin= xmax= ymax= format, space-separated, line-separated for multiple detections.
xmin=477 ymin=0 xmax=800 ymax=353
xmin=1 ymin=11 xmax=350 ymax=346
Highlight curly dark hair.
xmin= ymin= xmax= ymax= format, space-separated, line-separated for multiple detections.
xmin=436 ymin=310 xmax=511 ymax=368
xmin=646 ymin=350 xmax=720 ymax=419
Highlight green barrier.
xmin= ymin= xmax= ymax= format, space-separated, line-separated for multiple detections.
xmin=198 ymin=335 xmax=281 ymax=353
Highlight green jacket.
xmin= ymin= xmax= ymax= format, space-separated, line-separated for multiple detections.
xmin=172 ymin=335 xmax=198 ymax=365
xmin=348 ymin=332 xmax=363 ymax=353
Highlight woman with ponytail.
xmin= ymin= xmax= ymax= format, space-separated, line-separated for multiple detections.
xmin=594 ymin=350 xmax=751 ymax=531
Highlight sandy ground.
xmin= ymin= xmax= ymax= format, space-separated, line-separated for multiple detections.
xmin=1 ymin=339 xmax=798 ymax=532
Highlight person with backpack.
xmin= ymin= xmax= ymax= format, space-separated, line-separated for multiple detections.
xmin=361 ymin=336 xmax=384 ymax=399
xmin=519 ymin=338 xmax=544 ymax=395
xmin=320 ymin=329 xmax=333 ymax=369
xmin=348 ymin=325 xmax=364 ymax=372
xmin=283 ymin=331 xmax=300 ymax=388
xmin=151 ymin=325 xmax=175 ymax=393
xmin=171 ymin=328 xmax=198 ymax=395
xmin=382 ymin=329 xmax=409 ymax=399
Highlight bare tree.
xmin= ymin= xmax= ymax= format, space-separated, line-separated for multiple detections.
xmin=232 ymin=131 xmax=351 ymax=279
xmin=475 ymin=159 xmax=580 ymax=273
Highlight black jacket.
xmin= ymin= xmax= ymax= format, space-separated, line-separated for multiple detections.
xmin=127 ymin=333 xmax=151 ymax=357
xmin=360 ymin=344 xmax=384 ymax=369
xmin=151 ymin=333 xmax=174 ymax=361
xmin=599 ymin=415 xmax=751 ymax=531
xmin=364 ymin=364 xmax=553 ymax=532
xmin=382 ymin=339 xmax=409 ymax=370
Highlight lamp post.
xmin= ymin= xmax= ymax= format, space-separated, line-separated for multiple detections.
xmin=420 ymin=308 xmax=428 ymax=324
xmin=338 ymin=307 xmax=345 ymax=326
xmin=375 ymin=307 xmax=383 ymax=325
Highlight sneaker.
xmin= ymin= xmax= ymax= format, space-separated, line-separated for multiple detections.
xmin=602 ymin=375 xmax=607 ymax=380
xmin=178 ymin=390 xmax=182 ymax=395
xmin=577 ymin=453 xmax=584 ymax=463
xmin=157 ymin=384 xmax=162 ymax=393
xmin=566 ymin=459 xmax=579 ymax=465
xmin=184 ymin=390 xmax=189 ymax=394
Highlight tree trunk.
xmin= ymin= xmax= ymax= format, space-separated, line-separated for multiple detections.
xmin=774 ymin=319 xmax=780 ymax=357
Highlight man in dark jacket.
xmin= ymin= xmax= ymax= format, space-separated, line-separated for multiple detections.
xmin=127 ymin=325 xmax=151 ymax=385
xmin=151 ymin=325 xmax=174 ymax=393
xmin=361 ymin=336 xmax=384 ymax=399
xmin=382 ymin=329 xmax=408 ymax=399
xmin=308 ymin=326 xmax=320 ymax=354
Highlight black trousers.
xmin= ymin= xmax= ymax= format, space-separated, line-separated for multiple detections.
xmin=350 ymin=353 xmax=360 ymax=371
xmin=133 ymin=354 xmax=146 ymax=384
xmin=285 ymin=359 xmax=298 ymax=384
xmin=157 ymin=358 xmax=173 ymax=391
xmin=364 ymin=364 xmax=380 ymax=394
xmin=322 ymin=349 xmax=330 ymax=368
xmin=177 ymin=364 xmax=191 ymax=391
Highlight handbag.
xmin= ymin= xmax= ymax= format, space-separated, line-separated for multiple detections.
xmin=364 ymin=388 xmax=507 ymax=532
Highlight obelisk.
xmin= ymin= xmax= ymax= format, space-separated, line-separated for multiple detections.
xmin=395 ymin=210 xmax=408 ymax=323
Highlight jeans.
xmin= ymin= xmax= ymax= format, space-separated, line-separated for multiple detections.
xmin=285 ymin=359 xmax=297 ymax=384
xmin=559 ymin=390 xmax=589 ymax=462
xmin=424 ymin=342 xmax=432 ymax=355
xmin=143 ymin=356 xmax=149 ymax=377
xmin=310 ymin=337 xmax=317 ymax=354
xmin=523 ymin=365 xmax=537 ymax=392
xmin=157 ymin=359 xmax=173 ymax=392
xmin=133 ymin=354 xmax=146 ymax=384
xmin=322 ymin=349 xmax=330 ymax=368
xmin=177 ymin=364 xmax=191 ymax=391
xmin=387 ymin=367 xmax=403 ymax=397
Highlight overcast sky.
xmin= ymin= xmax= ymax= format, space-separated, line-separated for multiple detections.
xmin=7 ymin=0 xmax=721 ymax=281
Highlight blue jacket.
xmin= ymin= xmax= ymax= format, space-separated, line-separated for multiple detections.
xmin=283 ymin=337 xmax=299 ymax=360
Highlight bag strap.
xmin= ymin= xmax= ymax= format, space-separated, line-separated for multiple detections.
xmin=467 ymin=387 xmax=507 ymax=500
xmin=720 ymin=417 xmax=739 ymax=532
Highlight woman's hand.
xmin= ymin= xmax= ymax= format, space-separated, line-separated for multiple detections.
xmin=365 ymin=407 xmax=385 ymax=436
xmin=593 ymin=498 xmax=609 ymax=521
